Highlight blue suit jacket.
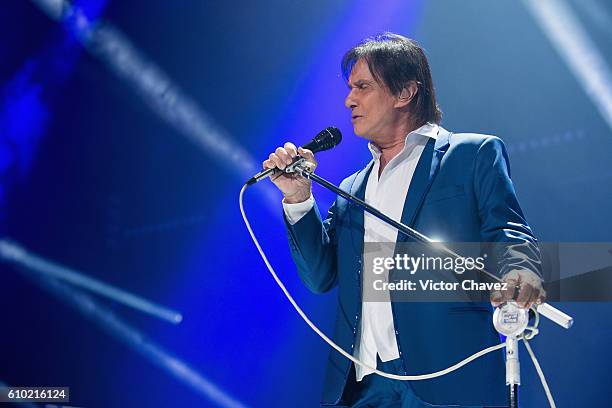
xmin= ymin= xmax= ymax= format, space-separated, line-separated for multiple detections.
xmin=285 ymin=128 xmax=541 ymax=406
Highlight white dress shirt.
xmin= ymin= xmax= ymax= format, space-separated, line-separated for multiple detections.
xmin=283 ymin=123 xmax=439 ymax=381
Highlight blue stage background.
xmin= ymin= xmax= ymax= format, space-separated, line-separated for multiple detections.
xmin=1 ymin=0 xmax=611 ymax=406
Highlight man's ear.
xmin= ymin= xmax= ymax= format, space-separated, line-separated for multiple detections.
xmin=395 ymin=81 xmax=418 ymax=108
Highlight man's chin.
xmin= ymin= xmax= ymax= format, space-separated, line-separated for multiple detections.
xmin=353 ymin=129 xmax=374 ymax=141
xmin=352 ymin=126 xmax=371 ymax=139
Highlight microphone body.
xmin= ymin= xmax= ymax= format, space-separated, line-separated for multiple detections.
xmin=246 ymin=127 xmax=342 ymax=185
xmin=246 ymin=157 xmax=306 ymax=185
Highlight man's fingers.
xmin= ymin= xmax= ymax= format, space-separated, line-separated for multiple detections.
xmin=490 ymin=290 xmax=503 ymax=307
xmin=529 ymin=287 xmax=546 ymax=307
xmin=501 ymin=278 xmax=519 ymax=302
xmin=516 ymin=284 xmax=535 ymax=308
xmin=275 ymin=147 xmax=292 ymax=165
xmin=298 ymin=148 xmax=317 ymax=172
xmin=298 ymin=147 xmax=315 ymax=161
xmin=536 ymin=288 xmax=546 ymax=305
xmin=490 ymin=278 xmax=521 ymax=307
xmin=265 ymin=145 xmax=316 ymax=174
xmin=269 ymin=152 xmax=286 ymax=170
xmin=528 ymin=290 xmax=541 ymax=309
xmin=262 ymin=159 xmax=275 ymax=170
xmin=491 ymin=272 xmax=546 ymax=309
xmin=284 ymin=142 xmax=298 ymax=158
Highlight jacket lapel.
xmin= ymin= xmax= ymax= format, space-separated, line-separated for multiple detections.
xmin=397 ymin=129 xmax=451 ymax=241
xmin=348 ymin=161 xmax=374 ymax=259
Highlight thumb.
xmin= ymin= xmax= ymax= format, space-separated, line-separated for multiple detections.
xmin=298 ymin=147 xmax=315 ymax=162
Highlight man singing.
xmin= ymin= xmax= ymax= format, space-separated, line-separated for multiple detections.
xmin=263 ymin=33 xmax=545 ymax=407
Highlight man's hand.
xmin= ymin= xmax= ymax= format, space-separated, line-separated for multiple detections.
xmin=490 ymin=270 xmax=546 ymax=309
xmin=262 ymin=142 xmax=317 ymax=204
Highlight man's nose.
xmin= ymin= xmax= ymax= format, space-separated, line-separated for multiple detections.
xmin=345 ymin=90 xmax=357 ymax=109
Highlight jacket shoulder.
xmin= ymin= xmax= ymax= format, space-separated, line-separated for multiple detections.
xmin=449 ymin=132 xmax=504 ymax=148
xmin=445 ymin=132 xmax=508 ymax=160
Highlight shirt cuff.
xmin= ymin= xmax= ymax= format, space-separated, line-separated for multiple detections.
xmin=283 ymin=194 xmax=314 ymax=225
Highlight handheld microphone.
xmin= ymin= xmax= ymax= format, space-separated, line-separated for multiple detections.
xmin=246 ymin=127 xmax=342 ymax=185
xmin=301 ymin=126 xmax=343 ymax=152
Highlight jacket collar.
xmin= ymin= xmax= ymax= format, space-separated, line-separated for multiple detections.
xmin=348 ymin=126 xmax=452 ymax=244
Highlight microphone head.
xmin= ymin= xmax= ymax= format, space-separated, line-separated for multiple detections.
xmin=302 ymin=127 xmax=342 ymax=153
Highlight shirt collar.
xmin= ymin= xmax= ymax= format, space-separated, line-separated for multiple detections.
xmin=368 ymin=122 xmax=439 ymax=160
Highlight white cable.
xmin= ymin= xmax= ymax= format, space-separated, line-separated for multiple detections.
xmin=242 ymin=183 xmax=558 ymax=407
xmin=240 ymin=184 xmax=506 ymax=381
xmin=523 ymin=339 xmax=556 ymax=407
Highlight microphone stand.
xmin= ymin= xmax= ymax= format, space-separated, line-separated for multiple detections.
xmin=506 ymin=336 xmax=520 ymax=408
xmin=286 ymin=160 xmax=572 ymax=407
xmin=493 ymin=302 xmax=530 ymax=408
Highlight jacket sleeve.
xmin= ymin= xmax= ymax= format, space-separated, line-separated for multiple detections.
xmin=473 ymin=136 xmax=542 ymax=279
xmin=284 ymin=197 xmax=339 ymax=294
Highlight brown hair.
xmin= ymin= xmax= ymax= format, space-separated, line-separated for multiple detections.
xmin=342 ymin=32 xmax=442 ymax=126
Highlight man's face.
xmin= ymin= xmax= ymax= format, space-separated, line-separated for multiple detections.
xmin=344 ymin=59 xmax=402 ymax=141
